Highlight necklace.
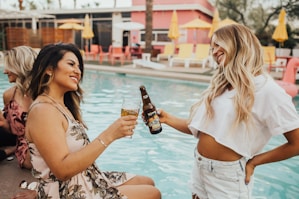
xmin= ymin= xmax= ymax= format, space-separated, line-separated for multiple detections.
xmin=41 ymin=94 xmax=73 ymax=119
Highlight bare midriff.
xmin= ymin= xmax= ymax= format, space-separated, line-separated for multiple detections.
xmin=197 ymin=132 xmax=242 ymax=161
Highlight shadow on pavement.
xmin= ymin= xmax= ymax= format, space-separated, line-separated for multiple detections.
xmin=0 ymin=157 xmax=35 ymax=198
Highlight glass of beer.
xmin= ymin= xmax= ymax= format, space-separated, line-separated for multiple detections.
xmin=121 ymin=97 xmax=141 ymax=138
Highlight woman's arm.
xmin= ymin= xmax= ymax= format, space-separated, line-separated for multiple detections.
xmin=0 ymin=88 xmax=12 ymax=130
xmin=245 ymin=128 xmax=299 ymax=184
xmin=0 ymin=112 xmax=9 ymax=130
xmin=158 ymin=109 xmax=192 ymax=135
xmin=26 ymin=103 xmax=137 ymax=181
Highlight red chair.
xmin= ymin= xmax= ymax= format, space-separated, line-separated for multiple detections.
xmin=124 ymin=46 xmax=131 ymax=61
xmin=263 ymin=46 xmax=287 ymax=79
xmin=131 ymin=46 xmax=142 ymax=58
xmin=98 ymin=45 xmax=110 ymax=64
xmin=110 ymin=47 xmax=125 ymax=65
xmin=85 ymin=44 xmax=99 ymax=60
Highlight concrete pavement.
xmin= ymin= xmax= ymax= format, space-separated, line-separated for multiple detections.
xmin=0 ymin=157 xmax=35 ymax=199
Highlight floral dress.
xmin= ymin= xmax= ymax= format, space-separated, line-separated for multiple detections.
xmin=28 ymin=102 xmax=135 ymax=198
xmin=3 ymin=87 xmax=28 ymax=167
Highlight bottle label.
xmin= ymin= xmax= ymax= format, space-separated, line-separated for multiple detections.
xmin=147 ymin=111 xmax=161 ymax=131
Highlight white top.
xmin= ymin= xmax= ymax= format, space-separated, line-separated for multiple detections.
xmin=189 ymin=74 xmax=299 ymax=158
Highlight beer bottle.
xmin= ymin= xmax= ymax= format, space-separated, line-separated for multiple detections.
xmin=139 ymin=85 xmax=162 ymax=134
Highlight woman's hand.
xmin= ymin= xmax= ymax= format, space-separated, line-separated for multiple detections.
xmin=103 ymin=115 xmax=138 ymax=141
xmin=156 ymin=108 xmax=168 ymax=124
xmin=141 ymin=108 xmax=167 ymax=125
xmin=11 ymin=190 xmax=37 ymax=199
xmin=245 ymin=159 xmax=256 ymax=185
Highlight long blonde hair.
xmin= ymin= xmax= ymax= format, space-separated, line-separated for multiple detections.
xmin=189 ymin=24 xmax=265 ymax=128
xmin=4 ymin=46 xmax=37 ymax=95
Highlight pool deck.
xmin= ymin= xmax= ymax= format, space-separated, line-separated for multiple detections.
xmin=85 ymin=62 xmax=213 ymax=83
xmin=84 ymin=62 xmax=284 ymax=83
xmin=0 ymin=61 xmax=290 ymax=198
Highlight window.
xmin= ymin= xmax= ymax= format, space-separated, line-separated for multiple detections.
xmin=140 ymin=32 xmax=155 ymax=41
xmin=140 ymin=30 xmax=171 ymax=44
xmin=139 ymin=29 xmax=186 ymax=45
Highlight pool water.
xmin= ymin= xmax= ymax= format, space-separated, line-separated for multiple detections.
xmin=1 ymin=69 xmax=299 ymax=199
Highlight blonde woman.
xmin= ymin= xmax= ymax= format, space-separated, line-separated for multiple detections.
xmin=1 ymin=46 xmax=37 ymax=169
xmin=156 ymin=24 xmax=299 ymax=198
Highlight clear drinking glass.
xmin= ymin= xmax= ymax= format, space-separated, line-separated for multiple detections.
xmin=121 ymin=97 xmax=141 ymax=138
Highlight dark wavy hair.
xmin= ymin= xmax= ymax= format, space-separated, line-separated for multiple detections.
xmin=27 ymin=43 xmax=85 ymax=125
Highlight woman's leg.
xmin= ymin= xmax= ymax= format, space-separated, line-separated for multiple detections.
xmin=121 ymin=175 xmax=155 ymax=186
xmin=0 ymin=146 xmax=16 ymax=161
xmin=0 ymin=150 xmax=6 ymax=161
xmin=117 ymin=175 xmax=161 ymax=199
xmin=118 ymin=185 xmax=161 ymax=199
xmin=0 ymin=127 xmax=16 ymax=161
xmin=0 ymin=127 xmax=17 ymax=146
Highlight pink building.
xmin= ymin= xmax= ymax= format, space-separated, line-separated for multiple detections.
xmin=131 ymin=0 xmax=215 ymax=50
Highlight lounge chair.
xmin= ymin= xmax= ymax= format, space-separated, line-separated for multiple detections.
xmin=263 ymin=46 xmax=287 ymax=79
xmin=156 ymin=43 xmax=175 ymax=61
xmin=188 ymin=44 xmax=211 ymax=68
xmin=276 ymin=48 xmax=291 ymax=57
xmin=169 ymin=43 xmax=193 ymax=68
xmin=133 ymin=53 xmax=165 ymax=69
xmin=292 ymin=49 xmax=299 ymax=58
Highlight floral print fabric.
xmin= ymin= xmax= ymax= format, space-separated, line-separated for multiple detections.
xmin=3 ymin=88 xmax=28 ymax=167
xmin=28 ymin=102 xmax=135 ymax=198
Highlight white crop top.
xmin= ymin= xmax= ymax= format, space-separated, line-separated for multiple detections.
xmin=189 ymin=74 xmax=299 ymax=158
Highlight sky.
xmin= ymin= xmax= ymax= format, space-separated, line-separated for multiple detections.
xmin=0 ymin=0 xmax=282 ymax=10
xmin=0 ymin=0 xmax=132 ymax=10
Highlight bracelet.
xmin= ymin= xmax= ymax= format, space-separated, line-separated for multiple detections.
xmin=97 ymin=137 xmax=108 ymax=148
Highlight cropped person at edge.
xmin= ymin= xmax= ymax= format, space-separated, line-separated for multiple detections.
xmin=0 ymin=46 xmax=37 ymax=169
xmin=23 ymin=43 xmax=161 ymax=198
xmin=156 ymin=24 xmax=299 ymax=199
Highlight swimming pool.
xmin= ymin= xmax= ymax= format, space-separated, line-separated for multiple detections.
xmin=1 ymin=69 xmax=298 ymax=199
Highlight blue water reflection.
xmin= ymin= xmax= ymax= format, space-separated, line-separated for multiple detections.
xmin=1 ymin=69 xmax=298 ymax=199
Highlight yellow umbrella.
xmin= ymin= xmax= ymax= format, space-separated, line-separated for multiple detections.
xmin=57 ymin=18 xmax=81 ymax=24
xmin=272 ymin=8 xmax=288 ymax=44
xmin=58 ymin=23 xmax=84 ymax=30
xmin=58 ymin=21 xmax=84 ymax=44
xmin=180 ymin=18 xmax=211 ymax=44
xmin=168 ymin=10 xmax=180 ymax=40
xmin=218 ymin=18 xmax=237 ymax=28
xmin=82 ymin=14 xmax=94 ymax=39
xmin=208 ymin=9 xmax=220 ymax=38
xmin=82 ymin=14 xmax=94 ymax=52
xmin=180 ymin=18 xmax=211 ymax=29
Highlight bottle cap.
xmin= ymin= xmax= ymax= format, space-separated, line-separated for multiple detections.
xmin=140 ymin=85 xmax=145 ymax=90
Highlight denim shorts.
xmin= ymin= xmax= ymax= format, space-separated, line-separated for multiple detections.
xmin=189 ymin=149 xmax=253 ymax=199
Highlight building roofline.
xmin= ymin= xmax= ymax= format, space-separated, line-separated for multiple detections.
xmin=0 ymin=9 xmax=55 ymax=19
xmin=37 ymin=4 xmax=213 ymax=17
